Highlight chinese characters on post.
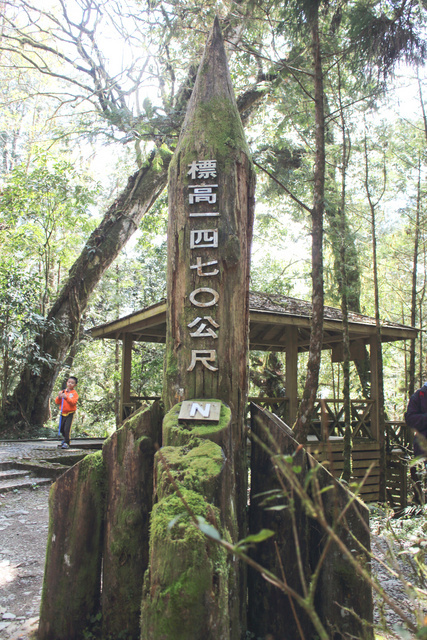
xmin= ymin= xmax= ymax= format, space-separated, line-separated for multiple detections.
xmin=187 ymin=160 xmax=220 ymax=373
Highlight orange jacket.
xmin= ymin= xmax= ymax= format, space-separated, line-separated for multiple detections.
xmin=55 ymin=389 xmax=79 ymax=414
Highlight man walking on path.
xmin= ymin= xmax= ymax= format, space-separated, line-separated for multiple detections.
xmin=55 ymin=377 xmax=78 ymax=449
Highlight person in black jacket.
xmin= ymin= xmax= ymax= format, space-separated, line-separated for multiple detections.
xmin=405 ymin=383 xmax=427 ymax=458
xmin=405 ymin=384 xmax=427 ymax=503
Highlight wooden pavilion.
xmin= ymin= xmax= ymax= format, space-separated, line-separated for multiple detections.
xmin=91 ymin=291 xmax=417 ymax=504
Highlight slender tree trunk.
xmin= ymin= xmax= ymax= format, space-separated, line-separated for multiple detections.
xmin=418 ymin=265 xmax=426 ymax=388
xmin=363 ymin=132 xmax=386 ymax=501
xmin=409 ymin=157 xmax=421 ymax=396
xmin=323 ymin=97 xmax=370 ymax=399
xmin=294 ymin=6 xmax=325 ymax=442
xmin=337 ymin=63 xmax=352 ymax=482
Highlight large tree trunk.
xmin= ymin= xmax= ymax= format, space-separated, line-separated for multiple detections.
xmin=3 ymin=156 xmax=169 ymax=429
xmin=294 ymin=6 xmax=325 ymax=442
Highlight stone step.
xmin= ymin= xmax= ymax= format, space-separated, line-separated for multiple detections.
xmin=0 ymin=475 xmax=52 ymax=493
xmin=0 ymin=461 xmax=14 ymax=471
xmin=0 ymin=468 xmax=30 ymax=481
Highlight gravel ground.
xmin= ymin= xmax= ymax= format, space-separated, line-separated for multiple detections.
xmin=0 ymin=485 xmax=50 ymax=640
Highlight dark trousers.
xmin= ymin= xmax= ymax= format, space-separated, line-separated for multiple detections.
xmin=60 ymin=413 xmax=74 ymax=445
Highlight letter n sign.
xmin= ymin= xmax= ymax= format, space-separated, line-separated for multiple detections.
xmin=178 ymin=401 xmax=221 ymax=423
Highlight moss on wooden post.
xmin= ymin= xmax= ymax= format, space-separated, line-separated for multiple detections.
xmin=141 ymin=492 xmax=229 ymax=640
xmin=38 ymin=451 xmax=105 ymax=640
xmin=162 ymin=17 xmax=255 ymax=636
xmin=141 ymin=401 xmax=236 ymax=639
xmin=102 ymin=402 xmax=162 ymax=639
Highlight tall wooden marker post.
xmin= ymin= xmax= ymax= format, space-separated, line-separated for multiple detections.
xmin=141 ymin=17 xmax=255 ymax=639
xmin=165 ymin=17 xmax=255 ymax=558
xmin=164 ymin=17 xmax=255 ymax=447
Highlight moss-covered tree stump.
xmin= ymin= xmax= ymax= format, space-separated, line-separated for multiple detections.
xmin=102 ymin=402 xmax=162 ymax=639
xmin=38 ymin=451 xmax=104 ymax=640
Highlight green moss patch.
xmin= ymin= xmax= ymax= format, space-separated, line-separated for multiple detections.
xmin=78 ymin=450 xmax=104 ymax=491
xmin=162 ymin=400 xmax=231 ymax=447
xmin=141 ymin=491 xmax=229 ymax=639
xmin=156 ymin=439 xmax=224 ymax=500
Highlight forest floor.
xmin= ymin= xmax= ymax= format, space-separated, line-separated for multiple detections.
xmin=0 ymin=444 xmax=425 ymax=639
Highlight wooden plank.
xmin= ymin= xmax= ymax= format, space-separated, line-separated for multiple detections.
xmin=319 ymin=465 xmax=379 ymax=476
xmin=351 ymin=470 xmax=380 ymax=480
xmin=362 ymin=492 xmax=380 ymax=502
xmin=307 ymin=441 xmax=380 ymax=454
xmin=312 ymin=456 xmax=379 ymax=465
xmin=351 ymin=451 xmax=380 ymax=461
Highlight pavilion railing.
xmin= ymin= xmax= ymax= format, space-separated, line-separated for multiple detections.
xmin=248 ymin=397 xmax=376 ymax=441
xmin=385 ymin=420 xmax=412 ymax=452
xmin=126 ymin=395 xmax=412 ymax=451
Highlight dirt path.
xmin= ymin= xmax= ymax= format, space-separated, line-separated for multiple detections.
xmin=0 ymin=485 xmax=50 ymax=640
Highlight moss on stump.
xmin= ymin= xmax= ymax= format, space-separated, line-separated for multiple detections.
xmin=38 ymin=451 xmax=105 ymax=640
xmin=162 ymin=400 xmax=231 ymax=449
xmin=102 ymin=402 xmax=163 ymax=639
xmin=140 ymin=493 xmax=229 ymax=640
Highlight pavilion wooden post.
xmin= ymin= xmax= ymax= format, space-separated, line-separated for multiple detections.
xmin=370 ymin=333 xmax=386 ymax=500
xmin=285 ymin=325 xmax=299 ymax=426
xmin=141 ymin=17 xmax=255 ymax=639
xmin=119 ymin=333 xmax=133 ymax=420
xmin=369 ymin=335 xmax=380 ymax=441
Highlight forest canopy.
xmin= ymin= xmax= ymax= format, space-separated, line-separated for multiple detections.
xmin=0 ymin=0 xmax=427 ymax=436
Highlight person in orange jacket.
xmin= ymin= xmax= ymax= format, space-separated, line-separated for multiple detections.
xmin=55 ymin=376 xmax=79 ymax=449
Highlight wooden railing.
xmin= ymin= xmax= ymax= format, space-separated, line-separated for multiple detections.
xmin=248 ymin=396 xmax=288 ymax=421
xmin=248 ymin=397 xmax=376 ymax=441
xmin=126 ymin=396 xmax=412 ymax=452
xmin=385 ymin=420 xmax=412 ymax=452
xmin=309 ymin=399 xmax=375 ymax=440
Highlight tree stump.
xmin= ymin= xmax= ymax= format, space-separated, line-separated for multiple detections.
xmin=102 ymin=402 xmax=162 ymax=638
xmin=249 ymin=404 xmax=374 ymax=640
xmin=140 ymin=401 xmax=233 ymax=639
xmin=38 ymin=451 xmax=104 ymax=640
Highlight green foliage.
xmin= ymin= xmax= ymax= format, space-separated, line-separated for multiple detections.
xmin=0 ymin=155 xmax=98 ymax=271
xmin=0 ymin=259 xmax=58 ymax=398
xmin=0 ymin=154 xmax=99 ymax=413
